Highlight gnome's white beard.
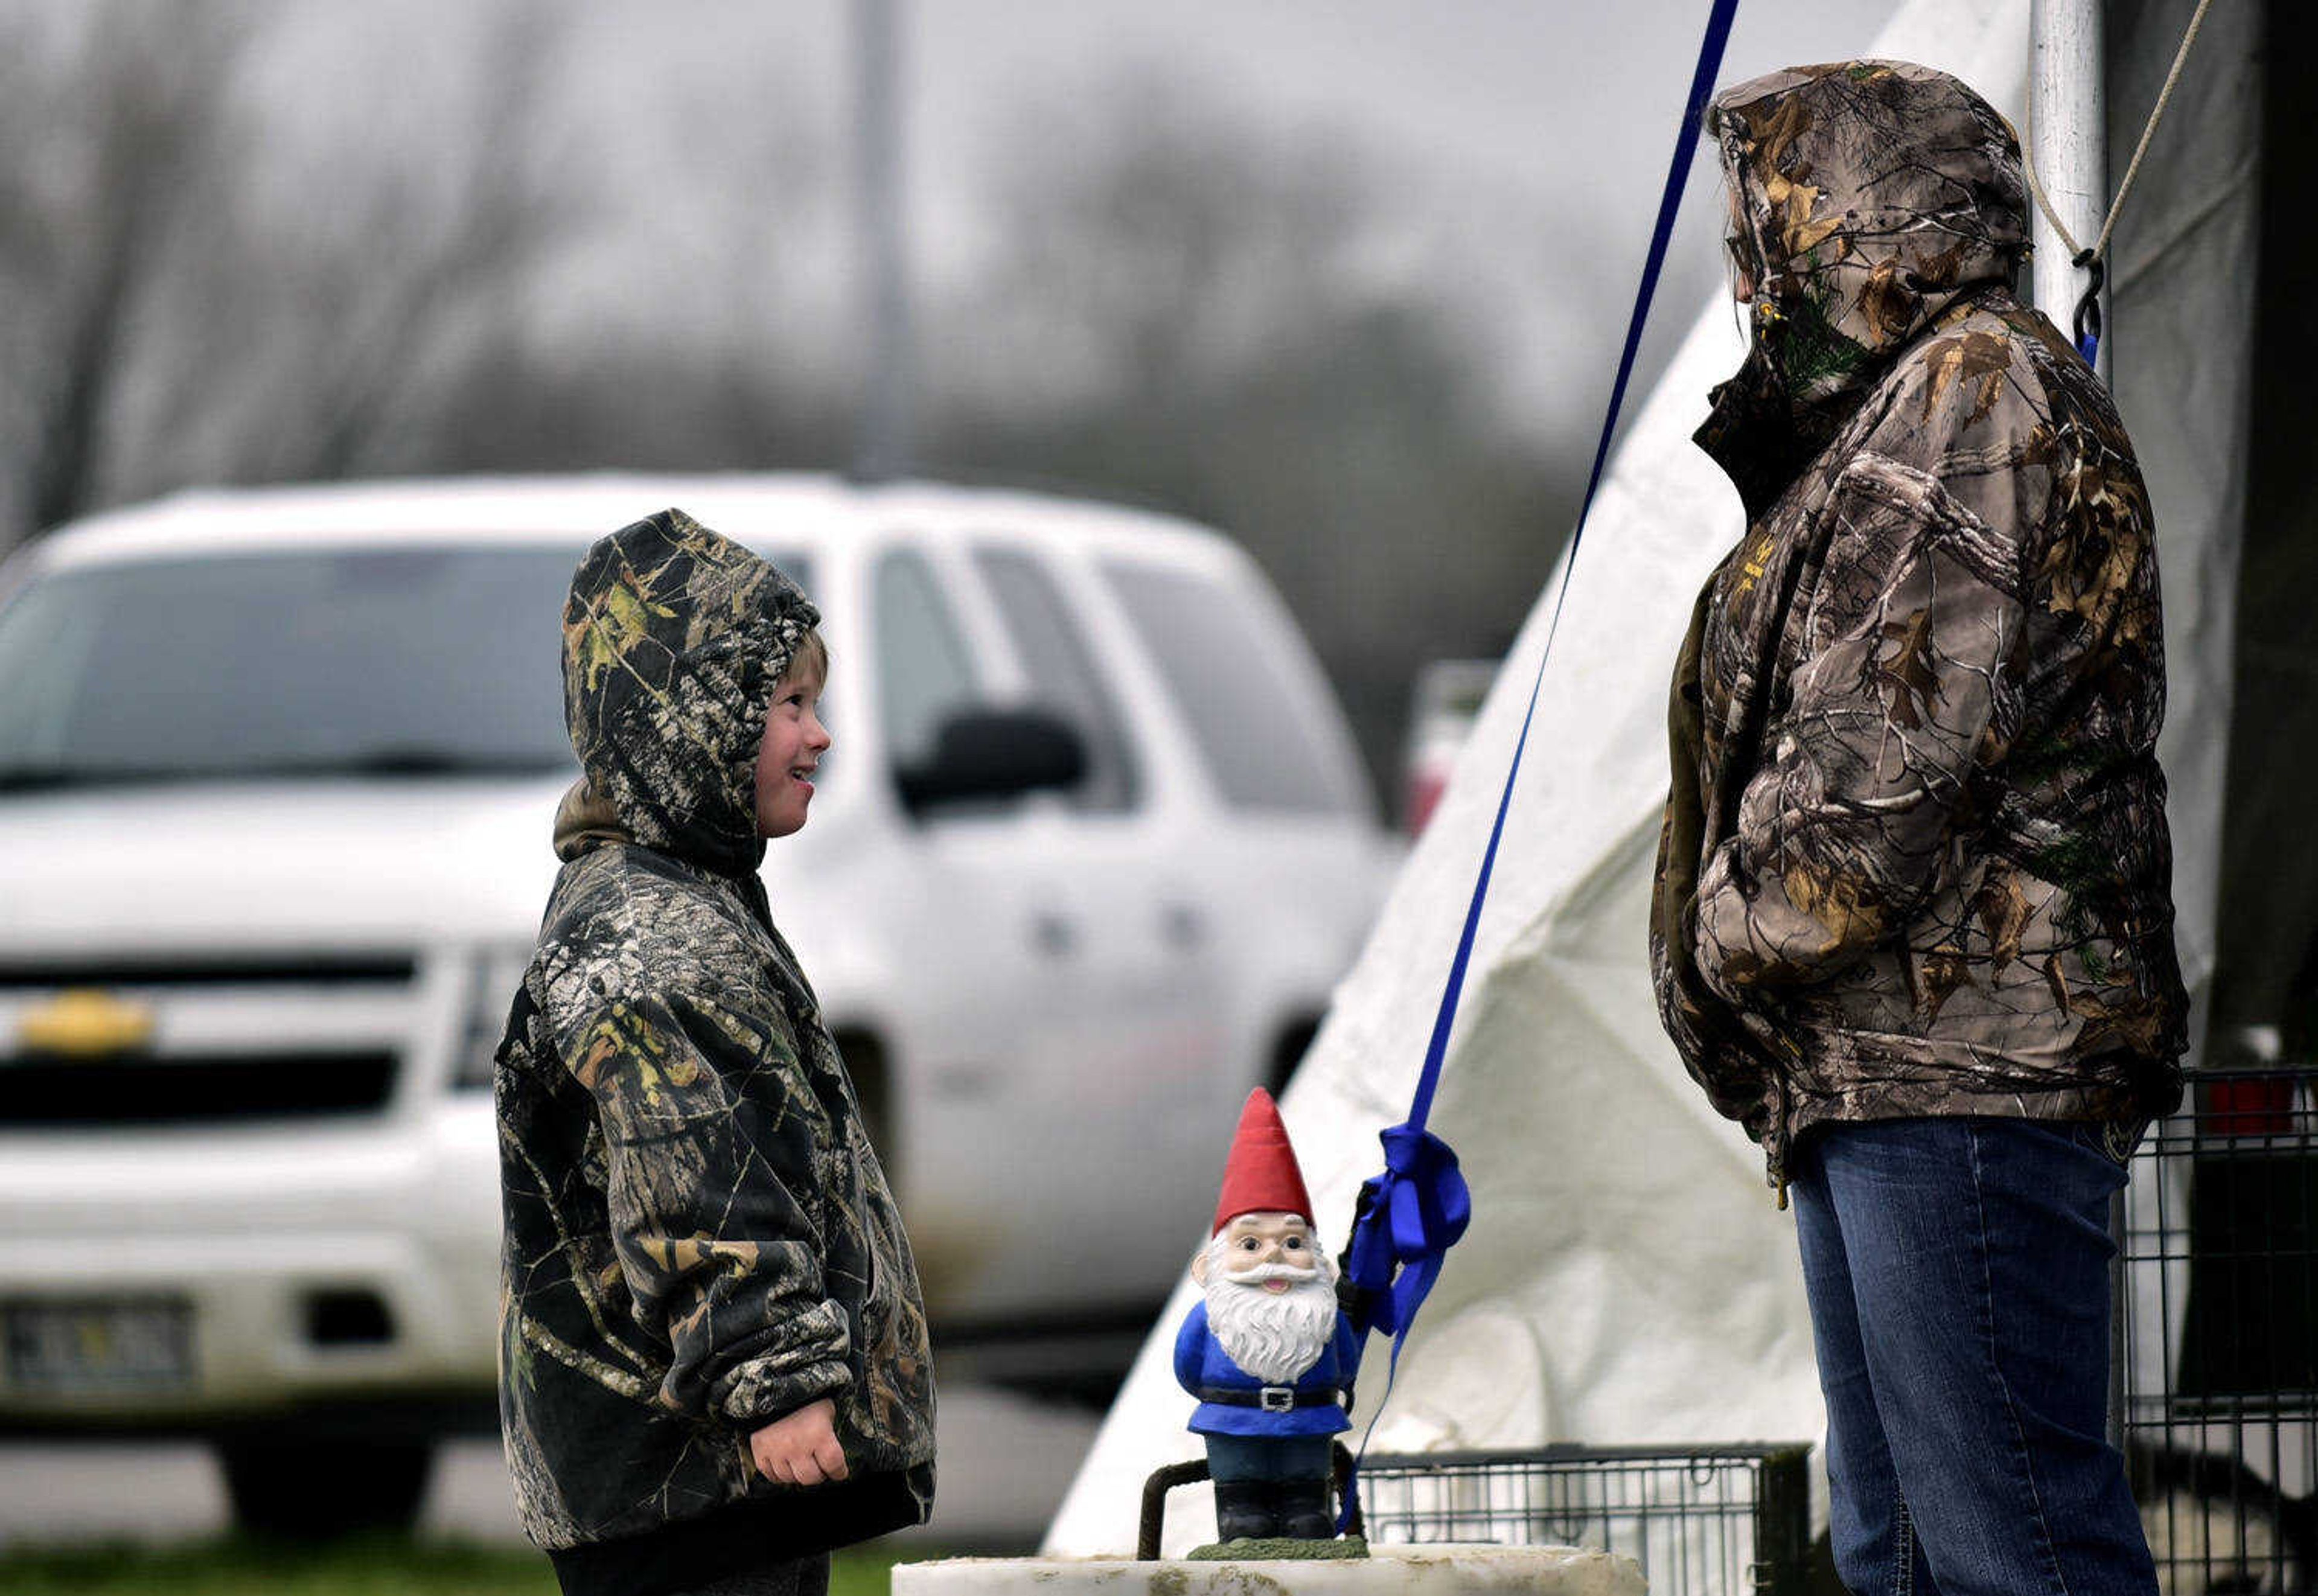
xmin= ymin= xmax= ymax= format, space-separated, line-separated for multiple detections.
xmin=1202 ymin=1237 xmax=1339 ymax=1387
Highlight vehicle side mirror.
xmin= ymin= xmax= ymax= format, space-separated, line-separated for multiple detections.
xmin=893 ymin=707 xmax=1088 ymax=816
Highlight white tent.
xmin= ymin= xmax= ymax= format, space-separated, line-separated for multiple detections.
xmin=1046 ymin=0 xmax=2259 ymax=1560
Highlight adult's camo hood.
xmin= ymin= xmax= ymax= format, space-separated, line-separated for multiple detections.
xmin=1700 ymin=62 xmax=2030 ymax=512
xmin=560 ymin=509 xmax=819 ymax=878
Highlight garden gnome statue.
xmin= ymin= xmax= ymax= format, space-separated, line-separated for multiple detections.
xmin=1174 ymin=1088 xmax=1361 ymax=1544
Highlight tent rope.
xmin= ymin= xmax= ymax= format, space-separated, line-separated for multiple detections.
xmin=2021 ymin=0 xmax=2218 ymax=360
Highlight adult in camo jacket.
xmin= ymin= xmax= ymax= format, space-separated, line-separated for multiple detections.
xmin=1651 ymin=60 xmax=2187 ymax=1179
xmin=496 ymin=509 xmax=933 ymax=1595
xmin=1651 ymin=63 xmax=2185 ymax=1595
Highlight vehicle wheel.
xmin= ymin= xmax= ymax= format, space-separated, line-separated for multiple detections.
xmin=217 ymin=1438 xmax=433 ymax=1538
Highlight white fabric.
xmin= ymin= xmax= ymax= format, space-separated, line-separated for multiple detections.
xmin=2099 ymin=0 xmax=2262 ymax=1426
xmin=1045 ymin=0 xmax=2255 ymax=1557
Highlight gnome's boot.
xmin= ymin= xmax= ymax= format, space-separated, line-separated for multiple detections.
xmin=1277 ymin=1476 xmax=1337 ymax=1540
xmin=1213 ymin=1479 xmax=1276 ymax=1542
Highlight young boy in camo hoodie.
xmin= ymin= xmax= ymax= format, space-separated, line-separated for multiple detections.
xmin=496 ymin=509 xmax=933 ymax=1596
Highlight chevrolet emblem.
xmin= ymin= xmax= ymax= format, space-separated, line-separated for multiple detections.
xmin=17 ymin=989 xmax=157 ymax=1057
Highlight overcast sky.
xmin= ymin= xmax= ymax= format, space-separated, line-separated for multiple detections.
xmin=906 ymin=0 xmax=1900 ymax=222
xmin=897 ymin=0 xmax=1914 ymax=424
xmin=177 ymin=0 xmax=1960 ymax=450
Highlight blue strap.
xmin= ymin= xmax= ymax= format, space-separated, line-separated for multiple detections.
xmin=1336 ymin=0 xmax=1742 ymax=1534
xmin=1344 ymin=1125 xmax=1472 ymax=1339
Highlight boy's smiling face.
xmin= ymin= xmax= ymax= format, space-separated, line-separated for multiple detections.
xmin=753 ymin=663 xmax=831 ymax=838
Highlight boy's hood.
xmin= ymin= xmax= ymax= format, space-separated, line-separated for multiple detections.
xmin=1697 ymin=60 xmax=2028 ymax=511
xmin=557 ymin=508 xmax=818 ymax=878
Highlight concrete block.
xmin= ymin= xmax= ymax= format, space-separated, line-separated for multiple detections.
xmin=891 ymin=1542 xmax=1646 ymax=1594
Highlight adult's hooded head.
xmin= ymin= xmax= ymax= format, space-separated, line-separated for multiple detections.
xmin=1699 ymin=61 xmax=2030 ymax=511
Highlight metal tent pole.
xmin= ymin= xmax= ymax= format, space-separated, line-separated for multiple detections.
xmin=2033 ymin=0 xmax=2129 ymax=1454
xmin=2031 ymin=0 xmax=2109 ymax=380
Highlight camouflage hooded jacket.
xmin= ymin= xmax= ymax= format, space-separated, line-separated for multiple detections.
xmin=1649 ymin=62 xmax=2188 ymax=1185
xmin=495 ymin=510 xmax=934 ymax=1563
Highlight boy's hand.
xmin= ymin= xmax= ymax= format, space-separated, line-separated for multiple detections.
xmin=749 ymin=1397 xmax=850 ymax=1487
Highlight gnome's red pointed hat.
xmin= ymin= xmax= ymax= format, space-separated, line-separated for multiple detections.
xmin=1211 ymin=1088 xmax=1315 ymax=1234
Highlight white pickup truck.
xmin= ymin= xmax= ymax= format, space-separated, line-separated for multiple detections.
xmin=0 ymin=475 xmax=1398 ymax=1533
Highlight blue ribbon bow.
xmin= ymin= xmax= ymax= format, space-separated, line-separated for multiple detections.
xmin=1344 ymin=1123 xmax=1472 ymax=1341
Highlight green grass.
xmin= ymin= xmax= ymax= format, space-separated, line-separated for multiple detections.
xmin=0 ymin=1536 xmax=924 ymax=1594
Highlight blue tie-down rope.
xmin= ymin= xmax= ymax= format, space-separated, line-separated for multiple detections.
xmin=1332 ymin=0 xmax=1742 ymax=1536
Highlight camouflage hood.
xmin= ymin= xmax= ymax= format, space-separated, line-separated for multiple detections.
xmin=1699 ymin=61 xmax=2030 ymax=515
xmin=558 ymin=509 xmax=819 ymax=878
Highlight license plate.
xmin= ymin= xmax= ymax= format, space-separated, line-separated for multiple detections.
xmin=2 ymin=1298 xmax=195 ymax=1395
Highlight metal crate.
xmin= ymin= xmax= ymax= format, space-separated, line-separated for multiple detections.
xmin=2121 ymin=1064 xmax=2318 ymax=1594
xmin=1356 ymin=1444 xmax=1813 ymax=1596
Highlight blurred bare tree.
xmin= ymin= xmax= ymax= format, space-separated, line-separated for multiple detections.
xmin=402 ymin=14 xmax=846 ymax=477
xmin=0 ymin=3 xmax=243 ymax=538
xmin=926 ymin=82 xmax=1582 ymax=791
xmin=150 ymin=5 xmax=567 ymax=488
xmin=0 ymin=10 xmax=1586 ymax=793
xmin=0 ymin=0 xmax=572 ymax=546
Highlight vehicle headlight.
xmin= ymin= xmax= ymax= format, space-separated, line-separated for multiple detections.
xmin=452 ymin=944 xmax=537 ymax=1092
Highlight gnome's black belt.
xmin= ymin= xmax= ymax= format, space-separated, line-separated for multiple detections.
xmin=1198 ymin=1385 xmax=1342 ymax=1413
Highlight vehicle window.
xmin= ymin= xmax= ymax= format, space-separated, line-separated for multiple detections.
xmin=0 ymin=547 xmax=583 ymax=785
xmin=0 ymin=544 xmax=812 ymax=790
xmin=1099 ymin=558 xmax=1352 ymax=815
xmin=972 ymin=546 xmax=1138 ymax=812
xmin=873 ymin=549 xmax=980 ymax=770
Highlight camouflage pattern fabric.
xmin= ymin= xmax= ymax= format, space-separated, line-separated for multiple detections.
xmin=496 ymin=509 xmax=934 ymax=1553
xmin=1650 ymin=63 xmax=2188 ymax=1191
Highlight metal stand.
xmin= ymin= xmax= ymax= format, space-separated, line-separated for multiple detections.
xmin=1138 ymin=1441 xmax=1365 ymax=1560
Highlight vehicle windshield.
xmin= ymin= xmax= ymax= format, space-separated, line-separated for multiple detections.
xmin=0 ymin=542 xmax=801 ymax=790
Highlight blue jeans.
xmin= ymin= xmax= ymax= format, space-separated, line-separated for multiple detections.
xmin=1789 ymin=1117 xmax=2154 ymax=1596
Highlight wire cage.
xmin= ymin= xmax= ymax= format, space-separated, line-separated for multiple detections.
xmin=1355 ymin=1444 xmax=1813 ymax=1596
xmin=2121 ymin=1062 xmax=2318 ymax=1594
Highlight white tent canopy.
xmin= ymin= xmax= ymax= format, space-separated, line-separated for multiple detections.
xmin=1047 ymin=0 xmax=2252 ymax=1557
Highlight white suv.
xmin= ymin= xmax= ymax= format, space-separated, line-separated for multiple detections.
xmin=0 ymin=475 xmax=1396 ymax=1532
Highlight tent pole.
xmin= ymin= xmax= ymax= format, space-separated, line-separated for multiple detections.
xmin=2030 ymin=0 xmax=2108 ymax=379
xmin=2035 ymin=0 xmax=2127 ymax=1460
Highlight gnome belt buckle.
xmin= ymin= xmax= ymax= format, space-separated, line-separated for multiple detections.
xmin=1259 ymin=1385 xmax=1297 ymax=1413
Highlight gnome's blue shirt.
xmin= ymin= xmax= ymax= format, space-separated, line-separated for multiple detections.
xmin=1173 ymin=1301 xmax=1361 ymax=1438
